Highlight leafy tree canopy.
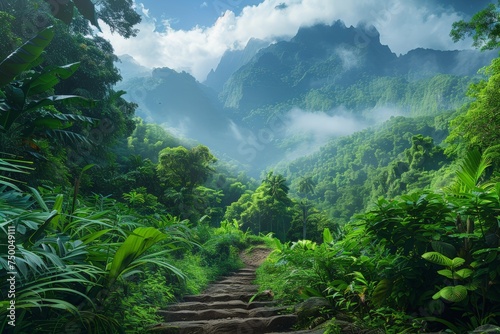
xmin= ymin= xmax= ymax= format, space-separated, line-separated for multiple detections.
xmin=451 ymin=1 xmax=500 ymax=50
xmin=447 ymin=57 xmax=500 ymax=164
xmin=157 ymin=145 xmax=217 ymax=191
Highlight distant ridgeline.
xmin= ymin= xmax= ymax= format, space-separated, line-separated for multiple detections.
xmin=215 ymin=21 xmax=494 ymax=116
xmin=116 ymin=20 xmax=496 ymax=173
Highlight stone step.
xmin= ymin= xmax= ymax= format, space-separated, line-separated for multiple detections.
xmin=202 ymin=283 xmax=259 ymax=294
xmin=217 ymin=276 xmax=256 ymax=284
xmin=234 ymin=268 xmax=256 ymax=274
xmin=267 ymin=330 xmax=325 ymax=334
xmin=164 ymin=300 xmax=278 ymax=312
xmin=153 ymin=257 xmax=307 ymax=333
xmin=183 ymin=289 xmax=274 ymax=303
xmin=182 ymin=292 xmax=256 ymax=303
xmin=222 ymin=271 xmax=256 ymax=277
xmin=150 ymin=314 xmax=298 ymax=334
xmin=159 ymin=306 xmax=289 ymax=322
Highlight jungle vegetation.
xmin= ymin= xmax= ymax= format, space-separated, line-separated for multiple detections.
xmin=1 ymin=1 xmax=500 ymax=333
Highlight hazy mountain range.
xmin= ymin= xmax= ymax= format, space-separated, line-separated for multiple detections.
xmin=115 ymin=21 xmax=497 ymax=173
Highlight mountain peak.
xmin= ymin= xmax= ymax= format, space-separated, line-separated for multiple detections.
xmin=292 ymin=20 xmax=381 ymax=47
xmin=204 ymin=38 xmax=270 ymax=91
xmin=116 ymin=54 xmax=151 ymax=82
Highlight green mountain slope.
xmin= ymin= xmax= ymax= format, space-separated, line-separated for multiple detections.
xmin=279 ymin=114 xmax=454 ymax=224
xmin=118 ymin=22 xmax=496 ymax=174
xmin=219 ymin=21 xmax=495 ymax=118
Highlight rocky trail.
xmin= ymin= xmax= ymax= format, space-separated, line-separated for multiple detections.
xmin=151 ymin=248 xmax=326 ymax=334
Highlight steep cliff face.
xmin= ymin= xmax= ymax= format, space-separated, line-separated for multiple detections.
xmin=218 ymin=21 xmax=495 ymax=112
xmin=219 ymin=21 xmax=400 ymax=111
xmin=204 ymin=38 xmax=270 ymax=92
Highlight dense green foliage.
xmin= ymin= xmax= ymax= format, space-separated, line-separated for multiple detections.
xmin=447 ymin=58 xmax=500 ymax=167
xmin=277 ymin=115 xmax=451 ymax=225
xmin=0 ymin=2 xmax=259 ymax=333
xmin=257 ymin=150 xmax=500 ymax=333
xmin=0 ymin=179 xmax=254 ymax=332
xmin=2 ymin=0 xmax=500 ymax=333
xmin=0 ymin=0 xmax=137 ymax=187
xmin=451 ymin=0 xmax=500 ymax=50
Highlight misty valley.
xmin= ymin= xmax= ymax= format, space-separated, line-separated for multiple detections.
xmin=2 ymin=1 xmax=500 ymax=333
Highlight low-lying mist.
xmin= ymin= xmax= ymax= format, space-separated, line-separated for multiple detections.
xmin=281 ymin=106 xmax=404 ymax=161
xmin=223 ymin=105 xmax=405 ymax=173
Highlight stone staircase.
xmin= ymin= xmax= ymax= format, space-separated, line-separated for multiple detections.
xmin=150 ymin=266 xmax=324 ymax=334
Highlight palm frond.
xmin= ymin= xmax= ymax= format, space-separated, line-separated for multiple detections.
xmin=46 ymin=129 xmax=94 ymax=147
xmin=108 ymin=227 xmax=171 ymax=284
xmin=0 ymin=157 xmax=33 ymax=191
xmin=449 ymin=148 xmax=492 ymax=194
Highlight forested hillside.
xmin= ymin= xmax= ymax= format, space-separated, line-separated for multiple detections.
xmin=1 ymin=0 xmax=500 ymax=333
xmin=119 ymin=21 xmax=496 ymax=172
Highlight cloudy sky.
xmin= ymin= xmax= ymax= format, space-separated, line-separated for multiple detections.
xmin=99 ymin=0 xmax=492 ymax=82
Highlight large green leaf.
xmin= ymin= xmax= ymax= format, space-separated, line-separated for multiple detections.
xmin=50 ymin=194 xmax=64 ymax=229
xmin=108 ymin=227 xmax=167 ymax=284
xmin=437 ymin=269 xmax=455 ymax=279
xmin=26 ymin=63 xmax=81 ymax=97
xmin=25 ymin=94 xmax=97 ymax=112
xmin=455 ymin=148 xmax=491 ymax=193
xmin=431 ymin=241 xmax=457 ymax=259
xmin=27 ymin=210 xmax=59 ymax=246
xmin=422 ymin=251 xmax=453 ymax=267
xmin=455 ymin=268 xmax=473 ymax=279
xmin=437 ymin=268 xmax=473 ymax=280
xmin=451 ymin=257 xmax=466 ymax=269
xmin=433 ymin=285 xmax=468 ymax=302
xmin=323 ymin=227 xmax=334 ymax=244
xmin=32 ymin=118 xmax=70 ymax=130
xmin=1 ymin=94 xmax=96 ymax=133
xmin=30 ymin=113 xmax=96 ymax=133
xmin=0 ymin=26 xmax=54 ymax=87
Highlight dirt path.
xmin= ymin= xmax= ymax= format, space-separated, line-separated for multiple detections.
xmin=151 ymin=247 xmax=325 ymax=334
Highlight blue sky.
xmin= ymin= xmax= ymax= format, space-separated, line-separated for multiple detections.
xmin=100 ymin=0 xmax=493 ymax=81
xmin=136 ymin=0 xmax=264 ymax=30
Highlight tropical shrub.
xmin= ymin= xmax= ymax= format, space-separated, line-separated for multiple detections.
xmin=256 ymin=149 xmax=500 ymax=333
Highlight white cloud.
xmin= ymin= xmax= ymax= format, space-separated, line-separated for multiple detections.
xmin=286 ymin=108 xmax=366 ymax=140
xmin=281 ymin=106 xmax=404 ymax=159
xmin=100 ymin=0 xmax=471 ymax=81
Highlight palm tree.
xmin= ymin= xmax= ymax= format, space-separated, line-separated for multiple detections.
xmin=297 ymin=199 xmax=313 ymax=240
xmin=297 ymin=176 xmax=316 ymax=239
xmin=298 ymin=176 xmax=316 ymax=198
xmin=263 ymin=171 xmax=289 ymax=200
xmin=262 ymin=172 xmax=292 ymax=241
